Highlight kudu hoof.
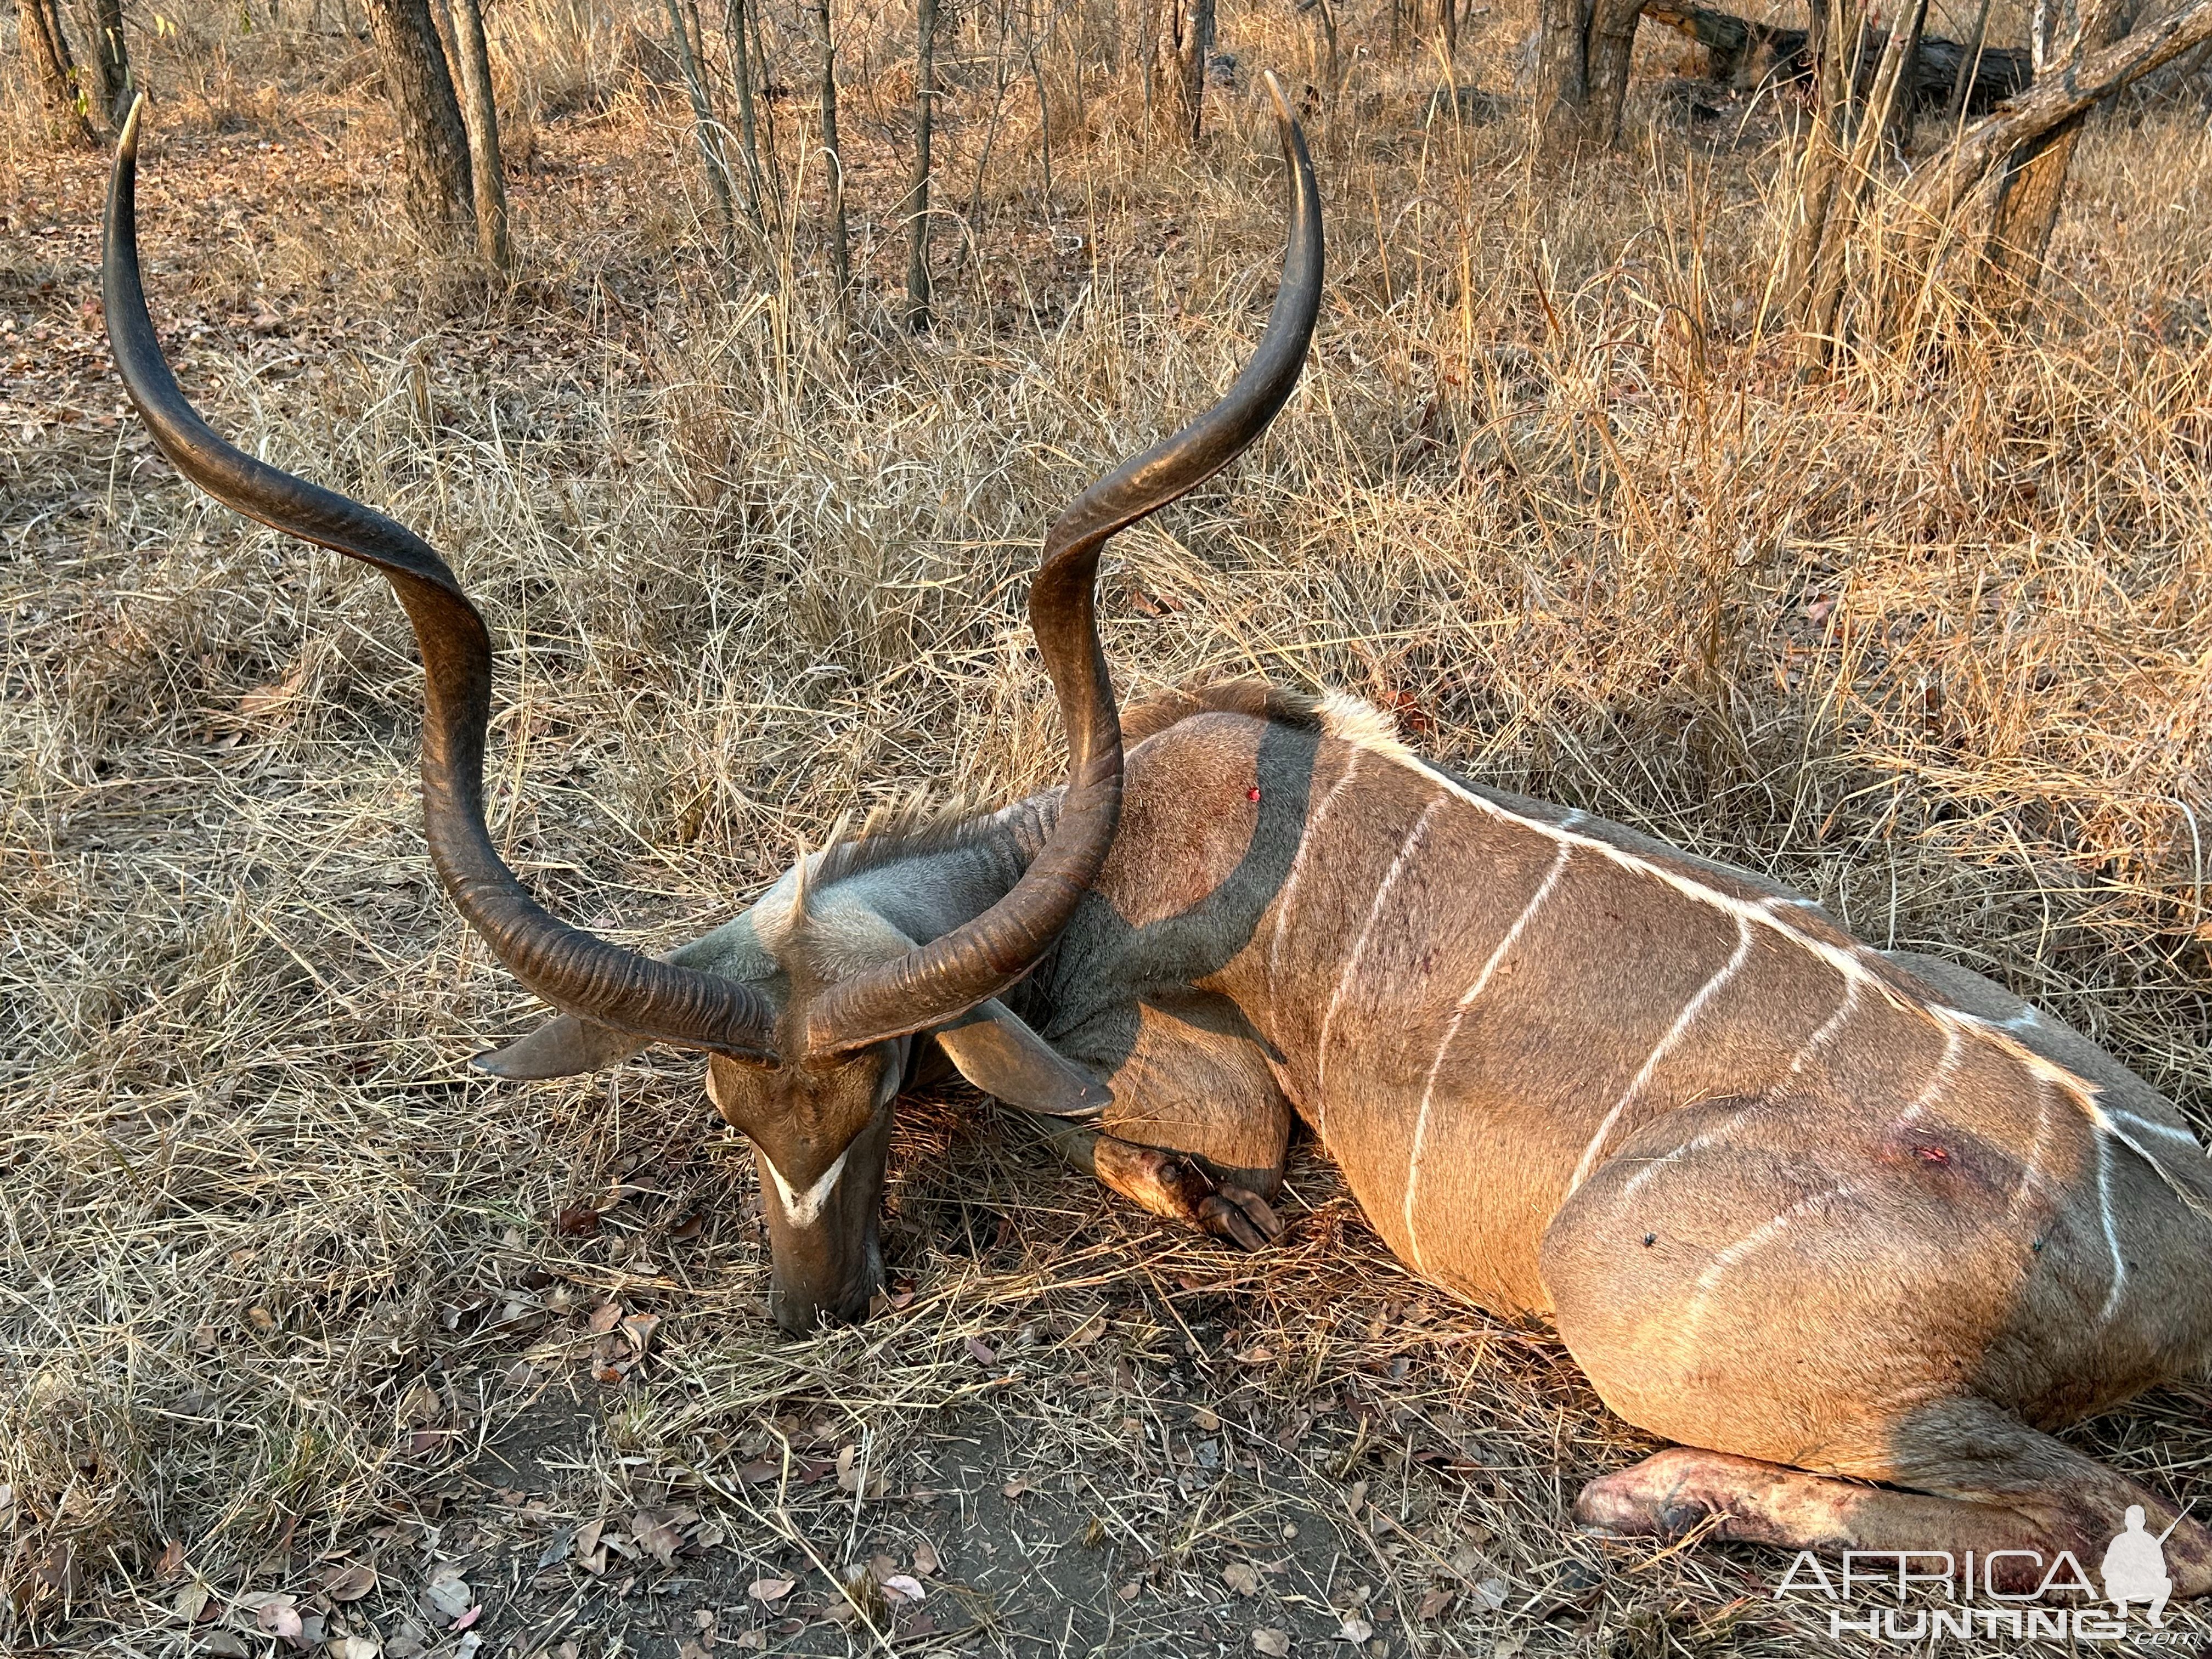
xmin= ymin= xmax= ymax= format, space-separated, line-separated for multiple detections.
xmin=1202 ymin=1184 xmax=1284 ymax=1250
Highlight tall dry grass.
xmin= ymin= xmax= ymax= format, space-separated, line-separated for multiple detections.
xmin=4 ymin=0 xmax=2210 ymax=1650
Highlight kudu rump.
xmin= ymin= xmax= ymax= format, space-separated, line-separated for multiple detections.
xmin=108 ymin=89 xmax=2212 ymax=1593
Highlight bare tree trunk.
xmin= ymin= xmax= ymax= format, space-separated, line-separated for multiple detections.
xmin=448 ymin=0 xmax=509 ymax=269
xmin=1943 ymin=0 xmax=1993 ymax=128
xmin=1796 ymin=0 xmax=1924 ymax=364
xmin=811 ymin=0 xmax=851 ymax=323
xmin=664 ymin=0 xmax=739 ymax=258
xmin=1981 ymin=0 xmax=2124 ymax=303
xmin=723 ymin=0 xmax=770 ymax=234
xmin=1299 ymin=0 xmax=1340 ymax=97
xmin=904 ymin=0 xmax=939 ymax=329
xmin=76 ymin=0 xmax=129 ymax=123
xmin=1166 ymin=0 xmax=1212 ymax=142
xmin=1025 ymin=0 xmax=1054 ymax=199
xmin=1582 ymin=0 xmax=1647 ymax=142
xmin=362 ymin=0 xmax=477 ymax=246
xmin=1533 ymin=0 xmax=1590 ymax=137
xmin=17 ymin=0 xmax=95 ymax=146
xmin=1440 ymin=0 xmax=1457 ymax=60
xmin=1904 ymin=0 xmax=2212 ymax=228
xmin=745 ymin=0 xmax=789 ymax=234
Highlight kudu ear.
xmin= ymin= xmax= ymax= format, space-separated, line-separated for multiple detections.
xmin=933 ymin=1000 xmax=1110 ymax=1117
xmin=472 ymin=1015 xmax=647 ymax=1080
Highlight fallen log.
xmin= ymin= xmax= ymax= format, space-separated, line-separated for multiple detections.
xmin=1640 ymin=0 xmax=2032 ymax=115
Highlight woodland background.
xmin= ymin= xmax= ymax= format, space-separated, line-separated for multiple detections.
xmin=5 ymin=0 xmax=2212 ymax=1650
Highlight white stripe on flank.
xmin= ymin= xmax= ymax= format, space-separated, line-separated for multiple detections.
xmin=2110 ymin=1109 xmax=2207 ymax=1149
xmin=1386 ymin=748 xmax=2125 ymax=1119
xmin=1684 ymin=1184 xmax=1859 ymax=1337
xmin=2095 ymin=1132 xmax=2128 ymax=1322
xmin=1787 ymin=978 xmax=1861 ymax=1075
xmin=1400 ymin=840 xmax=1573 ymax=1273
xmin=1268 ymin=749 xmax=1364 ymax=992
xmin=1894 ymin=1029 xmax=1965 ymax=1128
xmin=2007 ymin=1081 xmax=2057 ymax=1218
xmin=1331 ymin=725 xmax=2199 ymax=1222
xmin=1316 ymin=794 xmax=1446 ymax=1113
xmin=760 ymin=1144 xmax=853 ymax=1227
xmin=1567 ymin=917 xmax=1754 ymax=1195
xmin=1611 ymin=1099 xmax=1766 ymax=1207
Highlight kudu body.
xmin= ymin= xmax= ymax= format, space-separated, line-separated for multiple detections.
xmin=107 ymin=91 xmax=2212 ymax=1593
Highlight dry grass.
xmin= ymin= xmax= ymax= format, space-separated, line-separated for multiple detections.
xmin=4 ymin=0 xmax=2211 ymax=1652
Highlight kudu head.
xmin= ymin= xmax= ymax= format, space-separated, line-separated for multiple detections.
xmin=104 ymin=87 xmax=1322 ymax=1334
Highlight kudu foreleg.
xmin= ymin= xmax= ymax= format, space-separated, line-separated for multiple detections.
xmin=1042 ymin=1125 xmax=1284 ymax=1249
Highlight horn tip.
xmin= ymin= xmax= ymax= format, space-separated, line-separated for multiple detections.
xmin=1263 ymin=70 xmax=1291 ymax=127
xmin=120 ymin=90 xmax=145 ymax=159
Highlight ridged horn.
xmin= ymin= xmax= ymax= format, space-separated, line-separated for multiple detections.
xmin=103 ymin=97 xmax=779 ymax=1060
xmin=802 ymin=74 xmax=1325 ymax=1055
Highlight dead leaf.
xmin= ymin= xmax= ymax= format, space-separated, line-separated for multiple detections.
xmin=330 ymin=1638 xmax=382 ymax=1659
xmin=24 ymin=1541 xmax=80 ymax=1605
xmin=154 ymin=1539 xmax=188 ymax=1580
xmin=1473 ymin=1576 xmax=1510 ymax=1609
xmin=237 ymin=660 xmax=309 ymax=724
xmin=1417 ymin=1586 xmax=1454 ymax=1620
xmin=911 ymin=1541 xmax=940 ymax=1577
xmin=632 ymin=1512 xmax=681 ymax=1568
xmin=321 ymin=1561 xmax=376 ymax=1601
xmin=880 ymin=1574 xmax=926 ymax=1604
xmin=1222 ymin=1561 xmax=1261 ymax=1596
xmin=731 ymin=1634 xmax=766 ymax=1651
xmin=620 ymin=1312 xmax=660 ymax=1354
xmin=1001 ymin=1477 xmax=1032 ymax=1500
xmin=587 ymin=1302 xmax=623 ymax=1335
xmin=423 ymin=1566 xmax=473 ymax=1621
xmin=965 ymin=1335 xmax=997 ymax=1366
xmin=256 ymin=1597 xmax=304 ymax=1639
xmin=174 ymin=1582 xmax=211 ymax=1621
xmin=1337 ymin=1615 xmax=1373 ymax=1641
xmin=1191 ymin=1406 xmax=1221 ymax=1431
xmin=202 ymin=1635 xmax=249 ymax=1658
xmin=553 ymin=1205 xmax=600 ymax=1237
xmin=1252 ymin=1629 xmax=1291 ymax=1656
xmin=749 ymin=1578 xmax=795 ymax=1603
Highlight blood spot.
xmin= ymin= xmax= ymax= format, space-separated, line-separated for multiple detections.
xmin=1247 ymin=787 xmax=1262 ymax=803
xmin=1915 ymin=1144 xmax=1950 ymax=1164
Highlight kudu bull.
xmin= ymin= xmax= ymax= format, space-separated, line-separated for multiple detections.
xmin=108 ymin=88 xmax=2212 ymax=1593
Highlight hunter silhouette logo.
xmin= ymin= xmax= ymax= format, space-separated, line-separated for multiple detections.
xmin=2101 ymin=1505 xmax=2177 ymax=1627
xmin=1775 ymin=1504 xmax=2199 ymax=1643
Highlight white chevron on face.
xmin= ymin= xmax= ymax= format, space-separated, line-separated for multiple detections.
xmin=760 ymin=1143 xmax=854 ymax=1227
